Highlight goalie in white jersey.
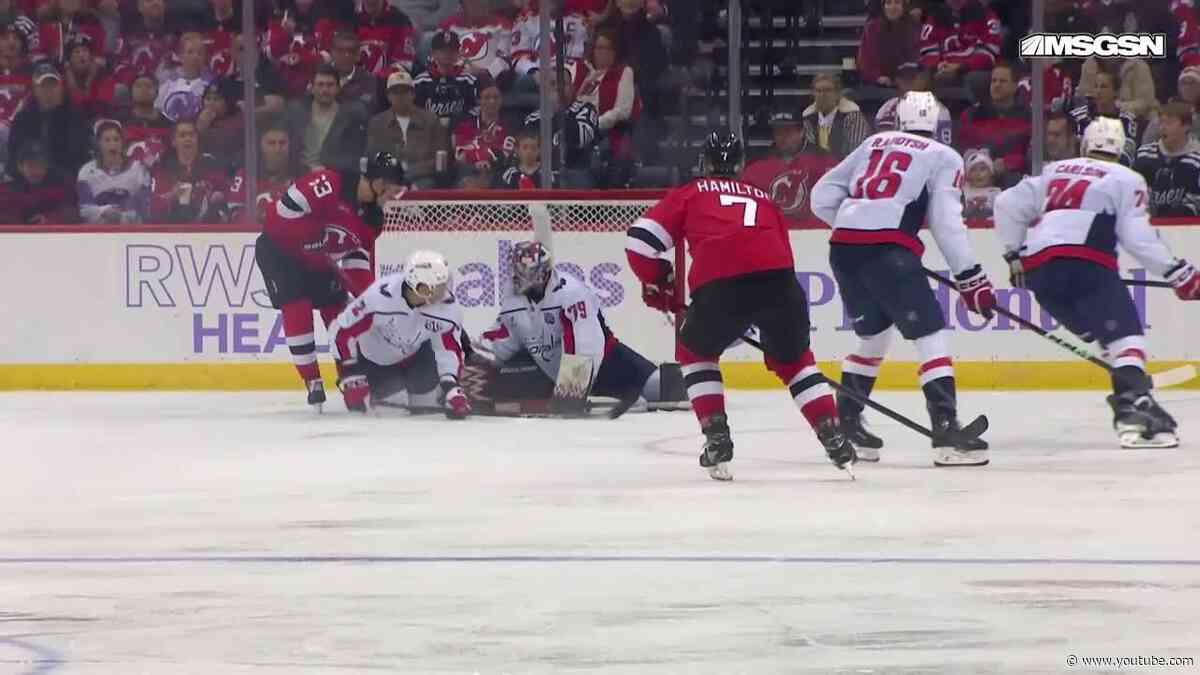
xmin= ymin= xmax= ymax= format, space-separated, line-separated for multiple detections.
xmin=473 ymin=241 xmax=683 ymax=412
xmin=812 ymin=91 xmax=997 ymax=467
xmin=329 ymin=250 xmax=471 ymax=418
xmin=995 ymin=117 xmax=1200 ymax=449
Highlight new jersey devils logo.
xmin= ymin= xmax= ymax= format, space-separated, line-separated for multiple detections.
xmin=460 ymin=31 xmax=489 ymax=63
xmin=769 ymin=170 xmax=811 ymax=218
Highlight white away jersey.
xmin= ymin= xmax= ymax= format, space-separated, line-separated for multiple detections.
xmin=480 ymin=272 xmax=613 ymax=382
xmin=77 ymin=159 xmax=152 ymax=224
xmin=811 ymin=130 xmax=978 ymax=275
xmin=330 ymin=274 xmax=465 ymax=380
xmin=994 ymin=157 xmax=1180 ymax=275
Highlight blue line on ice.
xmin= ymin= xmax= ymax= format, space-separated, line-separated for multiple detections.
xmin=0 ymin=555 xmax=1198 ymax=566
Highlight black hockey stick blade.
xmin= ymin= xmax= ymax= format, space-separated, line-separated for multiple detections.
xmin=954 ymin=414 xmax=989 ymax=445
xmin=607 ymin=391 xmax=642 ymax=420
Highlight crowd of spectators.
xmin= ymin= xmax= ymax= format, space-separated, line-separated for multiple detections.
xmin=742 ymin=0 xmax=1200 ymax=222
xmin=1 ymin=0 xmax=691 ymax=224
xmin=4 ymin=0 xmax=1200 ymax=225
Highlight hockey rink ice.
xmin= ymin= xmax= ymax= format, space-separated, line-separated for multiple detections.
xmin=2 ymin=390 xmax=1199 ymax=674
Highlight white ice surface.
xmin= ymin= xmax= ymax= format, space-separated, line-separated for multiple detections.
xmin=2 ymin=390 xmax=1200 ymax=674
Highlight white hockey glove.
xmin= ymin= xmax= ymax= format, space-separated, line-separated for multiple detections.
xmin=1167 ymin=259 xmax=1200 ymax=301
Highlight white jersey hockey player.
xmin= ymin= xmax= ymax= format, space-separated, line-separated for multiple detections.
xmin=811 ymin=91 xmax=997 ymax=467
xmin=475 ymin=241 xmax=678 ymax=410
xmin=994 ymin=117 xmax=1200 ymax=448
xmin=330 ymin=250 xmax=471 ymax=418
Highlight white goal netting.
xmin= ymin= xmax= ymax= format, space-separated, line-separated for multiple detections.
xmin=383 ymin=189 xmax=662 ymax=235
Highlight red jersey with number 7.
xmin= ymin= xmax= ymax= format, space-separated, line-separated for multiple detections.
xmin=625 ymin=177 xmax=795 ymax=292
xmin=263 ymin=168 xmax=379 ymax=295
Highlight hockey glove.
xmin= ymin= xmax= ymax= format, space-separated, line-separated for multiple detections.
xmin=439 ymin=377 xmax=472 ymax=419
xmin=642 ymin=259 xmax=682 ymax=313
xmin=1003 ymin=250 xmax=1026 ymax=289
xmin=955 ymin=265 xmax=997 ymax=319
xmin=339 ymin=374 xmax=371 ymax=413
xmin=1167 ymin=260 xmax=1200 ymax=301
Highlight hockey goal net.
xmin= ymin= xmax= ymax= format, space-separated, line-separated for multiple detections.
xmin=378 ymin=189 xmax=681 ymax=361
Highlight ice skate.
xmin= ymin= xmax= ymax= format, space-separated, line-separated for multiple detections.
xmin=839 ymin=413 xmax=881 ymax=462
xmin=698 ymin=414 xmax=734 ymax=481
xmin=1108 ymin=392 xmax=1179 ymax=449
xmin=817 ymin=418 xmax=857 ymax=474
xmin=931 ymin=415 xmax=989 ymax=467
xmin=306 ymin=379 xmax=326 ymax=413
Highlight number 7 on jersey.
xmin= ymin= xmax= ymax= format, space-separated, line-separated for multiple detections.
xmin=719 ymin=195 xmax=759 ymax=227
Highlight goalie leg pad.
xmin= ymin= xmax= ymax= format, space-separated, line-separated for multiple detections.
xmin=591 ymin=340 xmax=658 ymax=400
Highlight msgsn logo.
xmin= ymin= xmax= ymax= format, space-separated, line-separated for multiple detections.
xmin=1019 ymin=33 xmax=1167 ymax=59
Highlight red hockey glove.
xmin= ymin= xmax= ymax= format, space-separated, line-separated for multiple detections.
xmin=1167 ymin=260 xmax=1200 ymax=301
xmin=955 ymin=265 xmax=997 ymax=319
xmin=439 ymin=378 xmax=471 ymax=419
xmin=642 ymin=259 xmax=682 ymax=313
xmin=339 ymin=374 xmax=371 ymax=413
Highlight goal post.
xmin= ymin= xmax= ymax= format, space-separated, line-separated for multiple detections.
xmin=380 ymin=189 xmax=683 ymax=364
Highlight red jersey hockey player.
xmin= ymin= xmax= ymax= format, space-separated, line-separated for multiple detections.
xmin=996 ymin=118 xmax=1200 ymax=449
xmin=331 ymin=249 xmax=471 ymax=418
xmin=356 ymin=0 xmax=416 ymax=77
xmin=624 ymin=130 xmax=856 ymax=481
xmin=257 ymin=151 xmax=406 ymax=410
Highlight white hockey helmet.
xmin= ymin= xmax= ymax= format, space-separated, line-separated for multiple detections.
xmin=896 ymin=91 xmax=939 ymax=135
xmin=1082 ymin=116 xmax=1125 ymax=159
xmin=403 ymin=249 xmax=451 ymax=303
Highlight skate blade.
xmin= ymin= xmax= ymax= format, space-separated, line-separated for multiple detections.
xmin=707 ymin=462 xmax=733 ymax=481
xmin=841 ymin=463 xmax=856 ymax=480
xmin=854 ymin=447 xmax=881 ymax=463
xmin=1119 ymin=431 xmax=1179 ymax=449
xmin=933 ymin=447 xmax=990 ymax=467
xmin=310 ymin=402 xmax=324 ymax=414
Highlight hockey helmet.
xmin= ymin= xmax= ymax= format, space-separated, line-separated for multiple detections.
xmin=702 ymin=128 xmax=743 ymax=177
xmin=896 ymin=91 xmax=939 ymax=135
xmin=512 ymin=240 xmax=554 ymax=297
xmin=362 ymin=151 xmax=405 ymax=185
xmin=403 ymin=249 xmax=451 ymax=303
xmin=1082 ymin=116 xmax=1125 ymax=159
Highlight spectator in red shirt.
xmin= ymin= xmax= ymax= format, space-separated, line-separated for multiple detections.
xmin=118 ymin=72 xmax=171 ymax=168
xmin=111 ymin=0 xmax=176 ymax=88
xmin=740 ymin=108 xmax=839 ymax=227
xmin=265 ymin=0 xmax=339 ymax=99
xmin=453 ymin=81 xmax=513 ymax=183
xmin=0 ymin=140 xmax=77 ymax=223
xmin=150 ymin=118 xmax=228 ymax=223
xmin=356 ymin=0 xmax=416 ymax=77
xmin=858 ymin=0 xmax=919 ymax=89
xmin=62 ymin=36 xmax=118 ymax=116
xmin=959 ymin=61 xmax=1030 ymax=188
xmin=229 ymin=121 xmax=298 ymax=223
xmin=35 ymin=0 xmax=107 ymax=65
xmin=918 ymin=0 xmax=1001 ymax=101
xmin=0 ymin=23 xmax=31 ymax=176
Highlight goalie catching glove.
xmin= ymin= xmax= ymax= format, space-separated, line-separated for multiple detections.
xmin=1167 ymin=260 xmax=1200 ymax=301
xmin=640 ymin=259 xmax=683 ymax=313
xmin=954 ymin=265 xmax=997 ymax=318
xmin=438 ymin=377 xmax=471 ymax=419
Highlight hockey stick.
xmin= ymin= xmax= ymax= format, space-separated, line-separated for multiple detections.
xmin=923 ymin=269 xmax=1197 ymax=389
xmin=1124 ymin=279 xmax=1173 ymax=288
xmin=737 ymin=333 xmax=988 ymax=444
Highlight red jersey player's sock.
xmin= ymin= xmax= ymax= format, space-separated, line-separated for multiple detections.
xmin=282 ymin=300 xmax=321 ymax=383
xmin=678 ymin=342 xmax=725 ymax=425
xmin=766 ymin=350 xmax=838 ymax=428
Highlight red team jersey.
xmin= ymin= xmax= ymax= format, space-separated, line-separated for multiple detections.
xmin=627 ymin=177 xmax=795 ymax=292
xmin=263 ymin=168 xmax=379 ymax=295
xmin=355 ymin=7 xmax=416 ymax=77
xmin=739 ymin=153 xmax=840 ymax=227
xmin=229 ymin=170 xmax=292 ymax=224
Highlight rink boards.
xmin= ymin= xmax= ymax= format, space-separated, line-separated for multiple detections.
xmin=0 ymin=224 xmax=1197 ymax=390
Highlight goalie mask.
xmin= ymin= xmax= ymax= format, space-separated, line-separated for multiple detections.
xmin=512 ymin=241 xmax=553 ymax=299
xmin=403 ymin=249 xmax=451 ymax=304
